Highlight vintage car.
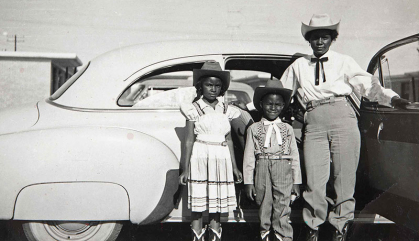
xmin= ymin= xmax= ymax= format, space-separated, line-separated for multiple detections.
xmin=0 ymin=34 xmax=418 ymax=241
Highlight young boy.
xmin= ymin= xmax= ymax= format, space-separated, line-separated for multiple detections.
xmin=243 ymin=80 xmax=302 ymax=241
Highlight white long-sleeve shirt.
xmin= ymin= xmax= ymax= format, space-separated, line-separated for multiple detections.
xmin=279 ymin=50 xmax=398 ymax=107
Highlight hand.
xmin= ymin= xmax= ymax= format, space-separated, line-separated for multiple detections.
xmin=391 ymin=96 xmax=410 ymax=109
xmin=229 ymin=100 xmax=249 ymax=111
xmin=245 ymin=184 xmax=256 ymax=201
xmin=233 ymin=168 xmax=243 ymax=184
xmin=179 ymin=170 xmax=189 ymax=186
xmin=290 ymin=184 xmax=300 ymax=205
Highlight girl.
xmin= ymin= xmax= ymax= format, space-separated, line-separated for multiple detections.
xmin=179 ymin=61 xmax=243 ymax=241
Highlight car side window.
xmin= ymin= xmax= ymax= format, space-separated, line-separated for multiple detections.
xmin=378 ymin=41 xmax=419 ymax=102
xmin=133 ymin=86 xmax=197 ymax=109
xmin=118 ymin=71 xmax=195 ymax=108
xmin=118 ymin=61 xmax=207 ymax=108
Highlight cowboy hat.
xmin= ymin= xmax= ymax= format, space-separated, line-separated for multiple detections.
xmin=253 ymin=80 xmax=292 ymax=112
xmin=301 ymin=14 xmax=340 ymax=38
xmin=193 ymin=61 xmax=230 ymax=89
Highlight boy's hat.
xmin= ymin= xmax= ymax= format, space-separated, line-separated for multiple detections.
xmin=253 ymin=80 xmax=292 ymax=111
xmin=193 ymin=61 xmax=230 ymax=89
xmin=301 ymin=14 xmax=340 ymax=38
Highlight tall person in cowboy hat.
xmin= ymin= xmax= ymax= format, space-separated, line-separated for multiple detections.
xmin=278 ymin=14 xmax=410 ymax=241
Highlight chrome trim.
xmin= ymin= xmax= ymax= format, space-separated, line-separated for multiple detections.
xmin=45 ymin=99 xmax=179 ymax=113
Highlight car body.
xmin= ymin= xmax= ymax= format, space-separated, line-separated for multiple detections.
xmin=0 ymin=35 xmax=418 ymax=240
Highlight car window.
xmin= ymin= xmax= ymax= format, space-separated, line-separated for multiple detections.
xmin=119 ymin=57 xmax=297 ymax=109
xmin=378 ymin=41 xmax=419 ymax=102
xmin=225 ymin=57 xmax=298 ymax=89
xmin=225 ymin=90 xmax=251 ymax=104
xmin=133 ymin=86 xmax=196 ymax=109
xmin=118 ymin=62 xmax=256 ymax=109
xmin=118 ymin=71 xmax=194 ymax=107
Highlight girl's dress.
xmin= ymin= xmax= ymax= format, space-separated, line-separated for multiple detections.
xmin=181 ymin=97 xmax=240 ymax=213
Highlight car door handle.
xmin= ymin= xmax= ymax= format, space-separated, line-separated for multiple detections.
xmin=377 ymin=122 xmax=384 ymax=143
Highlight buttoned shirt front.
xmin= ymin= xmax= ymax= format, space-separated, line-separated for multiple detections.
xmin=279 ymin=50 xmax=398 ymax=106
xmin=243 ymin=118 xmax=302 ymax=185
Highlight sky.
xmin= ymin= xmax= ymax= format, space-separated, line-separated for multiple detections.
xmin=0 ymin=0 xmax=418 ymax=69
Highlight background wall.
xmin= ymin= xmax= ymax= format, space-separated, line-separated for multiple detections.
xmin=0 ymin=59 xmax=51 ymax=108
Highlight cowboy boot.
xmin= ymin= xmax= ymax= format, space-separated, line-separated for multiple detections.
xmin=261 ymin=230 xmax=270 ymax=241
xmin=332 ymin=222 xmax=349 ymax=241
xmin=273 ymin=232 xmax=293 ymax=241
xmin=192 ymin=226 xmax=206 ymax=241
xmin=305 ymin=226 xmax=319 ymax=241
xmin=208 ymin=226 xmax=222 ymax=241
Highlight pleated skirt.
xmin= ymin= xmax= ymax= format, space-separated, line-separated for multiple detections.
xmin=188 ymin=141 xmax=237 ymax=213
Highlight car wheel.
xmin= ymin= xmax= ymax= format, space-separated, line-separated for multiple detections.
xmin=21 ymin=221 xmax=123 ymax=241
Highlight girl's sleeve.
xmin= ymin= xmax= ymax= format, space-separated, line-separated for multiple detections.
xmin=180 ymin=103 xmax=198 ymax=121
xmin=226 ymin=105 xmax=241 ymax=120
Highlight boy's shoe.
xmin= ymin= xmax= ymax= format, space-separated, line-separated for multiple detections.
xmin=208 ymin=226 xmax=222 ymax=241
xmin=274 ymin=232 xmax=292 ymax=241
xmin=261 ymin=230 xmax=270 ymax=241
xmin=192 ymin=226 xmax=206 ymax=241
xmin=332 ymin=222 xmax=349 ymax=241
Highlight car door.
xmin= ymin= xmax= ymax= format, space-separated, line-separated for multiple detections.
xmin=357 ymin=34 xmax=419 ymax=231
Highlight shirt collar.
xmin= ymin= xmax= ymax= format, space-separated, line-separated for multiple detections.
xmin=261 ymin=117 xmax=282 ymax=123
xmin=196 ymin=96 xmax=225 ymax=109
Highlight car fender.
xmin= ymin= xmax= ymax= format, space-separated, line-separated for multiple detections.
xmin=0 ymin=103 xmax=39 ymax=135
xmin=14 ymin=182 xmax=129 ymax=220
xmin=0 ymin=126 xmax=179 ymax=223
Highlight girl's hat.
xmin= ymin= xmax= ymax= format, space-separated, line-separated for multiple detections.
xmin=301 ymin=14 xmax=340 ymax=38
xmin=193 ymin=61 xmax=230 ymax=89
xmin=253 ymin=80 xmax=292 ymax=111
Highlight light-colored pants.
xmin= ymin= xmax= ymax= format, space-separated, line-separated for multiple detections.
xmin=303 ymin=100 xmax=360 ymax=232
xmin=255 ymin=158 xmax=293 ymax=238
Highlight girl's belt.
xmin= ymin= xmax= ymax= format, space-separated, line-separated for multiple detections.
xmin=196 ymin=139 xmax=227 ymax=146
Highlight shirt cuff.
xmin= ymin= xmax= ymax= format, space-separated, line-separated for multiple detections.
xmin=246 ymin=102 xmax=256 ymax=111
xmin=292 ymin=168 xmax=302 ymax=184
xmin=243 ymin=174 xmax=254 ymax=185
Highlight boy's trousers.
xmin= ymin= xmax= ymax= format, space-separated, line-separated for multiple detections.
xmin=303 ymin=100 xmax=360 ymax=232
xmin=255 ymin=157 xmax=293 ymax=238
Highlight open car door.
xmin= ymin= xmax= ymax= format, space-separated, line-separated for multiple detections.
xmin=357 ymin=34 xmax=419 ymax=231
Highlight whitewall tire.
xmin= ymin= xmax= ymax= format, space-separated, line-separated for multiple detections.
xmin=21 ymin=221 xmax=123 ymax=241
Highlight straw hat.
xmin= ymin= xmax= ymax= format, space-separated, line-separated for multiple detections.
xmin=193 ymin=61 xmax=230 ymax=89
xmin=253 ymin=80 xmax=292 ymax=112
xmin=301 ymin=14 xmax=340 ymax=38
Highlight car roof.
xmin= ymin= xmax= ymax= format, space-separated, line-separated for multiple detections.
xmin=53 ymin=40 xmax=307 ymax=109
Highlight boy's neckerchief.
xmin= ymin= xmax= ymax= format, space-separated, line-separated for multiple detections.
xmin=257 ymin=118 xmax=287 ymax=156
xmin=263 ymin=119 xmax=282 ymax=147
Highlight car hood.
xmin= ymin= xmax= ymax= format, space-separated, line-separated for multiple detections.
xmin=0 ymin=103 xmax=39 ymax=135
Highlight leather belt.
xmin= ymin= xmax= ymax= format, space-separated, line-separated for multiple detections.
xmin=196 ymin=139 xmax=227 ymax=146
xmin=306 ymin=96 xmax=347 ymax=111
xmin=257 ymin=154 xmax=292 ymax=160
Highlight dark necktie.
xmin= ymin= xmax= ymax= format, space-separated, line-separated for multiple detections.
xmin=311 ymin=57 xmax=328 ymax=85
